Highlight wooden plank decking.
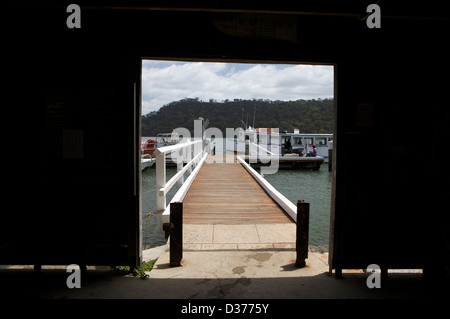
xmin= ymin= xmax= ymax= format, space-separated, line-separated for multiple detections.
xmin=183 ymin=156 xmax=293 ymax=224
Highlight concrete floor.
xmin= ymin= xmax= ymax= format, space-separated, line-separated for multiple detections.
xmin=0 ymin=224 xmax=447 ymax=300
xmin=0 ymin=250 xmax=433 ymax=300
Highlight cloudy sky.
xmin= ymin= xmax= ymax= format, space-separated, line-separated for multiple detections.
xmin=141 ymin=60 xmax=334 ymax=115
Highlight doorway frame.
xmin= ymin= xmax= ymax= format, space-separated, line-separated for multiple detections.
xmin=135 ymin=56 xmax=338 ymax=268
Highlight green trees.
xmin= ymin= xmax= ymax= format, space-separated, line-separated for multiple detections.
xmin=141 ymin=98 xmax=334 ymax=136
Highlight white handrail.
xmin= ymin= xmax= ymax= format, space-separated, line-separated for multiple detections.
xmin=161 ymin=152 xmax=208 ymax=225
xmin=155 ymin=140 xmax=202 ymax=209
xmin=237 ymin=155 xmax=297 ymax=222
xmin=154 ymin=140 xmax=202 ymax=156
xmin=171 ymin=152 xmax=207 ymax=203
xmin=158 ymin=151 xmax=203 ymax=196
xmin=155 ymin=139 xmax=205 ymax=233
xmin=249 ymin=141 xmax=277 ymax=155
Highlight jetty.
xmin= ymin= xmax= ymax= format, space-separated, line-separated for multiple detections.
xmin=154 ymin=140 xmax=310 ymax=267
xmin=183 ymin=157 xmax=293 ymax=225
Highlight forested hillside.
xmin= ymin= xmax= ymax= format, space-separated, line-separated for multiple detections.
xmin=141 ymin=98 xmax=334 ymax=136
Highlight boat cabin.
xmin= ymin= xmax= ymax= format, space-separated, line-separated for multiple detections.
xmin=156 ymin=132 xmax=179 ymax=147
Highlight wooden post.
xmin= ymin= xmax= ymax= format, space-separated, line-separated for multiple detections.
xmin=296 ymin=199 xmax=309 ymax=268
xmin=170 ymin=202 xmax=183 ymax=267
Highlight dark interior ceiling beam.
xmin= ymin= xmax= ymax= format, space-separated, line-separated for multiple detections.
xmin=14 ymin=1 xmax=450 ymax=21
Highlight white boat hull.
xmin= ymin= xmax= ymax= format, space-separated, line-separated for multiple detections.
xmin=141 ymin=158 xmax=155 ymax=170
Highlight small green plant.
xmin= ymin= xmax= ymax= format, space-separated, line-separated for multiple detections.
xmin=114 ymin=265 xmax=130 ymax=272
xmin=114 ymin=260 xmax=157 ymax=279
xmin=133 ymin=266 xmax=149 ymax=279
xmin=133 ymin=260 xmax=157 ymax=279
xmin=142 ymin=259 xmax=157 ymax=271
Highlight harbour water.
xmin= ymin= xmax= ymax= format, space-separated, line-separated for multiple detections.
xmin=141 ymin=137 xmax=331 ymax=249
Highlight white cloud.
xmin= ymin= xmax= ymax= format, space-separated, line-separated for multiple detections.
xmin=141 ymin=60 xmax=333 ymax=114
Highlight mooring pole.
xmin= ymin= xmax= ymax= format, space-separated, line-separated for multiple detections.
xmin=296 ymin=199 xmax=310 ymax=268
xmin=170 ymin=202 xmax=183 ymax=267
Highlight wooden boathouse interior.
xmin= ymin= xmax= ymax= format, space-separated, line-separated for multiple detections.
xmin=3 ymin=1 xmax=449 ymax=287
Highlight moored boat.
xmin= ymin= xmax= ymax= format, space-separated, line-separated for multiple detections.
xmin=141 ymin=154 xmax=155 ymax=170
xmin=226 ymin=127 xmax=332 ymax=162
xmin=141 ymin=138 xmax=158 ymax=156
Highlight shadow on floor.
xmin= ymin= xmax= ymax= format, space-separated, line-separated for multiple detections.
xmin=0 ymin=266 xmax=446 ymax=300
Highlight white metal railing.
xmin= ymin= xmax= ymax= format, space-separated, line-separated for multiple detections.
xmin=154 ymin=139 xmax=208 ymax=232
xmin=237 ymin=155 xmax=297 ymax=222
xmin=249 ymin=141 xmax=277 ymax=156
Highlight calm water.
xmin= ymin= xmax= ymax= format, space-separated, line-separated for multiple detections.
xmin=141 ymin=137 xmax=332 ymax=249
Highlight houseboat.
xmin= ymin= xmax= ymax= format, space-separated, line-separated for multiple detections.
xmin=226 ymin=127 xmax=333 ymax=162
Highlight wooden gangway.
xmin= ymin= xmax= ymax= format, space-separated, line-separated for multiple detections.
xmin=155 ymin=143 xmax=307 ymax=267
xmin=183 ymin=155 xmax=294 ymax=225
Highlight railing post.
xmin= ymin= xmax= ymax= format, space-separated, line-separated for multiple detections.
xmin=170 ymin=202 xmax=183 ymax=267
xmin=177 ymin=147 xmax=184 ymax=187
xmin=296 ymin=199 xmax=310 ymax=268
xmin=156 ymin=151 xmax=166 ymax=212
